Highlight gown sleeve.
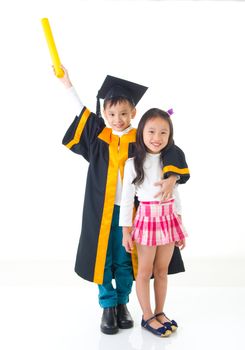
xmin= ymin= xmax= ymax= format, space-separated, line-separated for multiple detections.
xmin=162 ymin=144 xmax=190 ymax=184
xmin=62 ymin=107 xmax=105 ymax=162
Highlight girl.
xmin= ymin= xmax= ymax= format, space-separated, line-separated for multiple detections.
xmin=119 ymin=108 xmax=188 ymax=337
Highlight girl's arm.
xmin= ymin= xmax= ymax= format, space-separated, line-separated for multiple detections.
xmin=122 ymin=227 xmax=134 ymax=253
xmin=175 ymin=238 xmax=186 ymax=250
xmin=119 ymin=159 xmax=136 ymax=227
xmin=173 ymin=186 xmax=186 ymax=250
xmin=119 ymin=159 xmax=136 ymax=253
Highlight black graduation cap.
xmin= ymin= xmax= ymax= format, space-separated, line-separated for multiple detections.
xmin=96 ymin=75 xmax=148 ymax=116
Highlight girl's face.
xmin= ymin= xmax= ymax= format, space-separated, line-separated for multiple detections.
xmin=143 ymin=117 xmax=170 ymax=154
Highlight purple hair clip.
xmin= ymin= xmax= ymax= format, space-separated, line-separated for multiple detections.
xmin=167 ymin=108 xmax=174 ymax=116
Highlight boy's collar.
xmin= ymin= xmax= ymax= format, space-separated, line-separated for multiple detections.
xmin=112 ymin=124 xmax=133 ymax=137
xmin=98 ymin=126 xmax=136 ymax=144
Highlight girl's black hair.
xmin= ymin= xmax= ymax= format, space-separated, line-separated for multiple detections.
xmin=133 ymin=108 xmax=174 ymax=186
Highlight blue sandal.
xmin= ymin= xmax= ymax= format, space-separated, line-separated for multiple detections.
xmin=141 ymin=315 xmax=172 ymax=337
xmin=155 ymin=312 xmax=178 ymax=332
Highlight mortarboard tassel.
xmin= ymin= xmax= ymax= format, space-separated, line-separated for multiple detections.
xmin=96 ymin=95 xmax=102 ymax=118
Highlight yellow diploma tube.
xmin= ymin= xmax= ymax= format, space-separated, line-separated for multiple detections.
xmin=41 ymin=18 xmax=64 ymax=78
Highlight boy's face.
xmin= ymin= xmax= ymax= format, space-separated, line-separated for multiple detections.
xmin=103 ymin=100 xmax=136 ymax=132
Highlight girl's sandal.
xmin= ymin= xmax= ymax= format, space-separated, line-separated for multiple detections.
xmin=155 ymin=312 xmax=178 ymax=332
xmin=141 ymin=315 xmax=172 ymax=337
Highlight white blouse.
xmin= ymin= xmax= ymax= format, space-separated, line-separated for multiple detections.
xmin=119 ymin=153 xmax=182 ymax=227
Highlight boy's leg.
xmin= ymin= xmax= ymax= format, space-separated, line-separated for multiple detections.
xmin=112 ymin=206 xmax=133 ymax=304
xmin=97 ymin=248 xmax=116 ymax=309
xmin=98 ymin=206 xmax=119 ymax=334
xmin=98 ymin=207 xmax=117 ymax=308
xmin=112 ymin=205 xmax=134 ymax=328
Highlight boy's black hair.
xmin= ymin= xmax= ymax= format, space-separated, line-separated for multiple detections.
xmin=103 ymin=96 xmax=135 ymax=110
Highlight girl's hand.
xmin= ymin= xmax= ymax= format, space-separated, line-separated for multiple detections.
xmin=175 ymin=239 xmax=186 ymax=250
xmin=154 ymin=175 xmax=177 ymax=202
xmin=52 ymin=64 xmax=73 ymax=89
xmin=122 ymin=227 xmax=134 ymax=253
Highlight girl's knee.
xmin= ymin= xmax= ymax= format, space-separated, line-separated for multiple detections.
xmin=153 ymin=266 xmax=168 ymax=280
xmin=137 ymin=268 xmax=153 ymax=280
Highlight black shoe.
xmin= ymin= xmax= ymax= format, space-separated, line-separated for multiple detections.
xmin=100 ymin=307 xmax=119 ymax=335
xmin=116 ymin=304 xmax=134 ymax=329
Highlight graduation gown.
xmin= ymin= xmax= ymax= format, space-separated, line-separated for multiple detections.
xmin=62 ymin=107 xmax=190 ymax=284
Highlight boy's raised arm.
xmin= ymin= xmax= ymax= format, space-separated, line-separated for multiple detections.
xmin=54 ymin=65 xmax=84 ymax=114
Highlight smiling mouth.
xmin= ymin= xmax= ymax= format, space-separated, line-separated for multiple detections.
xmin=151 ymin=143 xmax=161 ymax=147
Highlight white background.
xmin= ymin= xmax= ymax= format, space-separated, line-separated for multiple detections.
xmin=0 ymin=0 xmax=245 ymax=279
xmin=1 ymin=2 xmax=245 ymax=350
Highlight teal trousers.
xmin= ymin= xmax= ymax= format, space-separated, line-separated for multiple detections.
xmin=98 ymin=205 xmax=133 ymax=308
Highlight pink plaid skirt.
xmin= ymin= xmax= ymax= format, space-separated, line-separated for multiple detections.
xmin=131 ymin=199 xmax=187 ymax=246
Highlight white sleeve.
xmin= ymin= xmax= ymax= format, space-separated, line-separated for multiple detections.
xmin=66 ymin=86 xmax=84 ymax=115
xmin=173 ymin=185 xmax=182 ymax=215
xmin=119 ymin=159 xmax=136 ymax=227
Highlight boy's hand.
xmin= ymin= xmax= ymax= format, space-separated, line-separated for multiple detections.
xmin=175 ymin=239 xmax=186 ymax=250
xmin=122 ymin=227 xmax=134 ymax=253
xmin=154 ymin=175 xmax=177 ymax=202
xmin=53 ymin=64 xmax=73 ymax=89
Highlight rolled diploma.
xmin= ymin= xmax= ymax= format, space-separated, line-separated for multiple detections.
xmin=41 ymin=18 xmax=64 ymax=78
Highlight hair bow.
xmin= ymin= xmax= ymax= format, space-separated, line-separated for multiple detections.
xmin=167 ymin=108 xmax=174 ymax=116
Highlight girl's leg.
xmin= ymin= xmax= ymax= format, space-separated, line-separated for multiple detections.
xmin=153 ymin=243 xmax=175 ymax=322
xmin=136 ymin=244 xmax=163 ymax=329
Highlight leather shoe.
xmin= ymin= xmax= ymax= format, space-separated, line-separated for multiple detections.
xmin=100 ymin=307 xmax=118 ymax=334
xmin=116 ymin=304 xmax=134 ymax=329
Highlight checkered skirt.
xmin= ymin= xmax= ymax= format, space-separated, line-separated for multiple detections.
xmin=131 ymin=199 xmax=187 ymax=246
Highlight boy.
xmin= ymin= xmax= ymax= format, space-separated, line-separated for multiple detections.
xmin=57 ymin=67 xmax=190 ymax=334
